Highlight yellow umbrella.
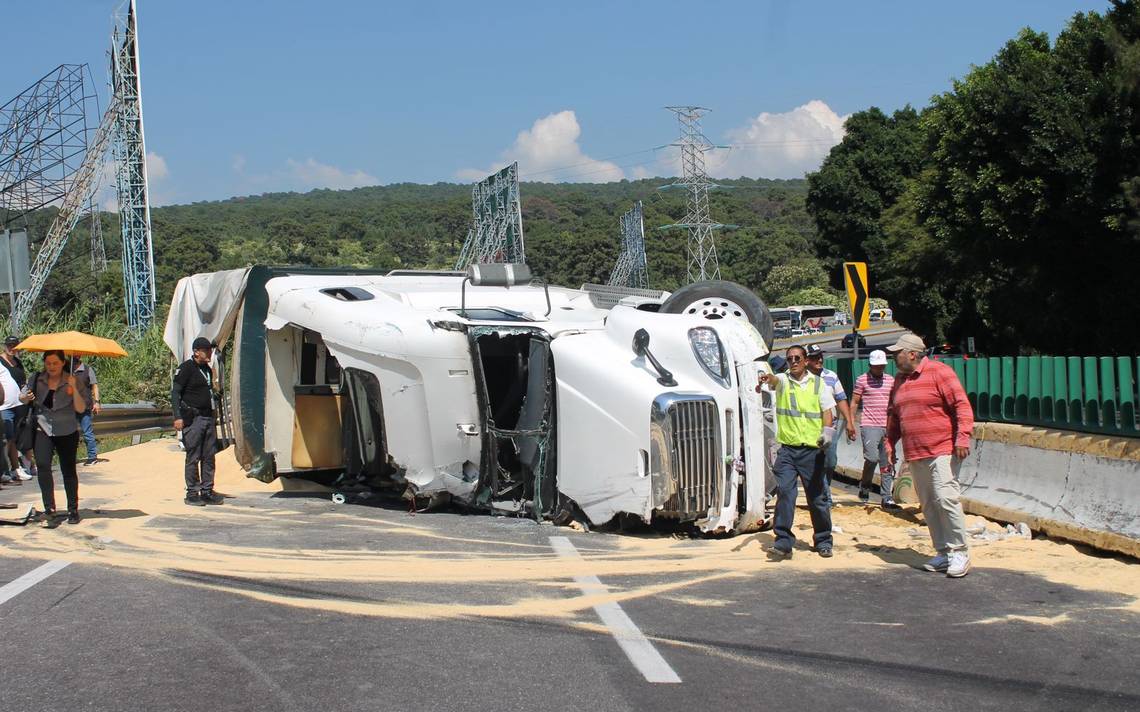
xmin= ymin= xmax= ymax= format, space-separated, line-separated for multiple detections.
xmin=16 ymin=331 xmax=128 ymax=358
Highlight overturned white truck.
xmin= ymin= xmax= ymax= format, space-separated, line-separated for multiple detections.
xmin=164 ymin=265 xmax=777 ymax=533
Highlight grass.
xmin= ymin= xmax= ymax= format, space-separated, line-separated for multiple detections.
xmin=98 ymin=431 xmax=170 ymax=454
xmin=19 ymin=306 xmax=176 ymax=407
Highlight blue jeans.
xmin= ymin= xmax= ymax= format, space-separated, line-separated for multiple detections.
xmin=822 ymin=414 xmax=844 ymax=506
xmin=772 ymin=445 xmax=833 ymax=551
xmin=79 ymin=410 xmax=98 ymax=460
xmin=0 ymin=409 xmax=11 ymax=476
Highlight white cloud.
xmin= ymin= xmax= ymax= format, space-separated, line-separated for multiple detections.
xmin=93 ymin=150 xmax=174 ymax=208
xmin=457 ymin=110 xmax=624 ymax=183
xmin=146 ymin=151 xmax=169 ymax=180
xmin=280 ymin=158 xmax=379 ymax=191
xmin=714 ymin=100 xmax=849 ymax=179
xmin=232 ymin=157 xmax=379 ymax=196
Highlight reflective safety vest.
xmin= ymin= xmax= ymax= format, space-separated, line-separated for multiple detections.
xmin=775 ymin=374 xmax=825 ymax=447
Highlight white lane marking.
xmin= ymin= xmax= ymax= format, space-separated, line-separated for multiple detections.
xmin=0 ymin=560 xmax=71 ymax=605
xmin=549 ymin=536 xmax=681 ymax=684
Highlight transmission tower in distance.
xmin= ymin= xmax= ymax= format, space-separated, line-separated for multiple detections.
xmin=112 ymin=0 xmax=156 ymax=332
xmin=608 ymin=201 xmax=649 ymax=289
xmin=455 ymin=162 xmax=525 ymax=269
xmin=659 ymin=106 xmax=734 ymax=283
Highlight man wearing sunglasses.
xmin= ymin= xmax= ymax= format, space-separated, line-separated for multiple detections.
xmin=758 ymin=344 xmax=837 ymax=558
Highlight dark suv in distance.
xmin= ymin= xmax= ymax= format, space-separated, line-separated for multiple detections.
xmin=927 ymin=343 xmax=971 ymax=361
xmin=841 ymin=332 xmax=867 ymax=349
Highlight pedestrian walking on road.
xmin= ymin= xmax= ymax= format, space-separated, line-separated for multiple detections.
xmin=0 ymin=336 xmax=34 ymax=481
xmin=19 ymin=350 xmax=87 ymax=527
xmin=805 ymin=344 xmax=856 ymax=507
xmin=0 ymin=363 xmax=21 ymax=487
xmin=172 ymin=337 xmax=222 ymax=506
xmin=885 ymin=334 xmax=975 ymax=578
xmin=757 ymin=344 xmax=836 ymax=558
xmin=850 ymin=350 xmax=899 ymax=510
xmin=72 ymin=355 xmax=102 ymax=465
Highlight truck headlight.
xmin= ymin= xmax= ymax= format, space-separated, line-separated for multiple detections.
xmin=688 ymin=327 xmax=728 ymax=384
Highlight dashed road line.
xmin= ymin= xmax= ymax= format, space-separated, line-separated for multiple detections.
xmin=0 ymin=560 xmax=71 ymax=605
xmin=549 ymin=536 xmax=681 ymax=684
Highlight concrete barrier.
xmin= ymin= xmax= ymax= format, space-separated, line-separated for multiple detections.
xmin=834 ymin=423 xmax=1140 ymax=558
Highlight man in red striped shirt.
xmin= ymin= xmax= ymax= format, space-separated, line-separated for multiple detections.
xmin=885 ymin=333 xmax=975 ymax=578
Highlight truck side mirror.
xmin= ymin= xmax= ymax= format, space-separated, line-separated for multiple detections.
xmin=632 ymin=328 xmax=650 ymax=356
xmin=631 ymin=328 xmax=676 ymax=387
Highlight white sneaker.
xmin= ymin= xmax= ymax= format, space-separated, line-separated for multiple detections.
xmin=14 ymin=466 xmax=32 ymax=481
xmin=922 ymin=554 xmax=949 ymax=572
xmin=947 ymin=551 xmax=971 ymax=578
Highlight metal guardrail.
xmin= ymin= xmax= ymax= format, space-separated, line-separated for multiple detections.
xmin=827 ymin=355 xmax=1140 ymax=438
xmin=92 ymin=402 xmax=174 ymax=438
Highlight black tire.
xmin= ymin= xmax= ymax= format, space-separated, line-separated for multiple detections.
xmin=660 ymin=280 xmax=774 ymax=349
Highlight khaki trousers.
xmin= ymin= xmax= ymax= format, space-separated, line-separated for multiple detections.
xmin=908 ymin=454 xmax=969 ymax=554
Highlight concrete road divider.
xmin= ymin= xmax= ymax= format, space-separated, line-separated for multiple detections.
xmin=834 ymin=422 xmax=1140 ymax=558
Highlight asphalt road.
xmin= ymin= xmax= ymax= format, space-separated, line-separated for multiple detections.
xmin=778 ymin=327 xmax=902 ymax=359
xmin=1 ymin=477 xmax=1138 ymax=712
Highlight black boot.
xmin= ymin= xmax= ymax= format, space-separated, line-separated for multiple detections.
xmin=67 ymin=509 xmax=81 ymax=525
xmin=40 ymin=509 xmax=59 ymax=529
xmin=200 ymin=489 xmax=224 ymax=505
xmin=184 ymin=491 xmax=205 ymax=507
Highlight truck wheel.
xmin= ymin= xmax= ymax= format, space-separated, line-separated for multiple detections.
xmin=660 ymin=280 xmax=774 ymax=349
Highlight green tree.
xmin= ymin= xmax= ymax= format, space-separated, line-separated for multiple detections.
xmin=805 ymin=106 xmax=926 ymax=274
xmin=776 ymin=286 xmax=846 ymax=309
xmin=917 ymin=1 xmax=1140 ymax=353
xmin=761 ymin=261 xmax=827 ymax=302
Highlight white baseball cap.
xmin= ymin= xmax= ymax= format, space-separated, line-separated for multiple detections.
xmin=868 ymin=349 xmax=888 ymax=365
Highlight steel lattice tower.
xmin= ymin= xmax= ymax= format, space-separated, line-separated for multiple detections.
xmin=0 ymin=63 xmax=119 ymax=332
xmin=89 ymin=198 xmax=107 ymax=273
xmin=455 ymin=162 xmax=526 ymax=269
xmin=0 ymin=64 xmax=95 ymax=229
xmin=112 ymin=0 xmax=156 ymax=332
xmin=660 ymin=106 xmax=728 ymax=282
xmin=10 ymin=98 xmax=119 ymax=332
xmin=608 ymin=201 xmax=649 ymax=289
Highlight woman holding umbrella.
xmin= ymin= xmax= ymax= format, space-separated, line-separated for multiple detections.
xmin=19 ymin=350 xmax=87 ymax=527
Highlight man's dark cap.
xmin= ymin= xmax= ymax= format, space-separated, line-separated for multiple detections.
xmin=4 ymin=335 xmax=19 ymax=347
xmin=806 ymin=344 xmax=824 ymax=357
xmin=192 ymin=337 xmax=214 ymax=351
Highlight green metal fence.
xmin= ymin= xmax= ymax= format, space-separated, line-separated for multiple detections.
xmin=822 ymin=356 xmax=1140 ymax=437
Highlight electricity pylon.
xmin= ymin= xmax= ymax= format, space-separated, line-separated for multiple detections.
xmin=659 ymin=106 xmax=734 ymax=283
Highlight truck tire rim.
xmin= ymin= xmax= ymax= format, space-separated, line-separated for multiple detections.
xmin=680 ymin=297 xmax=747 ymax=321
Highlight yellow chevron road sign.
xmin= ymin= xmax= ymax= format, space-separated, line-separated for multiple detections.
xmin=844 ymin=261 xmax=870 ymax=331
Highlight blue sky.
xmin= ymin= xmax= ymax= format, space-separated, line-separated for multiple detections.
xmin=2 ymin=0 xmax=1113 ymax=205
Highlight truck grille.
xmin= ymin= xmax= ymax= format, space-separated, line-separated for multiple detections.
xmin=668 ymin=398 xmax=721 ymax=515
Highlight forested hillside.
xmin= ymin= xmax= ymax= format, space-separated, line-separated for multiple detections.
xmin=22 ymin=177 xmax=841 ymax=326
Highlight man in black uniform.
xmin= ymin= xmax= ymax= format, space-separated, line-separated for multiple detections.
xmin=172 ymin=337 xmax=222 ymax=506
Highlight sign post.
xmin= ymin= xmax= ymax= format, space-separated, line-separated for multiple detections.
xmin=843 ymin=261 xmax=870 ymax=362
xmin=0 ymin=230 xmax=32 ymax=330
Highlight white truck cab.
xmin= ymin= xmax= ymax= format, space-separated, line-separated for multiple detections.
xmin=164 ymin=265 xmax=776 ymax=534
